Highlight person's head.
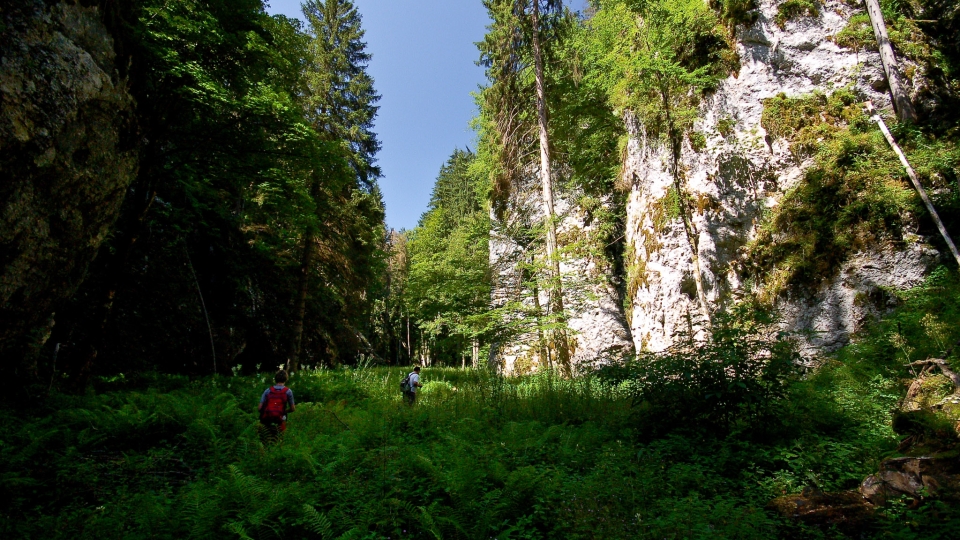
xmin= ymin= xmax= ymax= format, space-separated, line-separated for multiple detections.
xmin=275 ymin=370 xmax=288 ymax=384
xmin=413 ymin=366 xmax=421 ymax=373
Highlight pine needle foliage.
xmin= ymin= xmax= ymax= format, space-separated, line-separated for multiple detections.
xmin=302 ymin=0 xmax=382 ymax=189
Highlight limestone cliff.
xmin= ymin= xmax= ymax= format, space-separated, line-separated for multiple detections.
xmin=489 ymin=172 xmax=634 ymax=374
xmin=492 ymin=0 xmax=944 ymax=369
xmin=623 ymin=0 xmax=939 ymax=356
xmin=0 ymin=0 xmax=137 ymax=365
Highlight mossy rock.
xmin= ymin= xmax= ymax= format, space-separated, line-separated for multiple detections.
xmin=775 ymin=0 xmax=820 ymax=29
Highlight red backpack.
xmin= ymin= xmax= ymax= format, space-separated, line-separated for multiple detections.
xmin=260 ymin=386 xmax=288 ymax=424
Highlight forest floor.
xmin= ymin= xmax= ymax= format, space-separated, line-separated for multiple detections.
xmin=3 ymin=270 xmax=960 ymax=539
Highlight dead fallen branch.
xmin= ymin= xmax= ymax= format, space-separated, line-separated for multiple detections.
xmin=906 ymin=358 xmax=960 ymax=388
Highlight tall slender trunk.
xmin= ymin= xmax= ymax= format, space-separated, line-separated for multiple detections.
xmin=531 ymin=0 xmax=570 ymax=373
xmin=529 ymin=257 xmax=550 ymax=369
xmin=661 ymin=83 xmax=712 ymax=328
xmin=288 ymin=230 xmax=314 ymax=372
xmin=184 ymin=244 xmax=216 ymax=374
xmin=864 ymin=0 xmax=916 ymax=122
xmin=64 ymin=188 xmax=157 ymax=388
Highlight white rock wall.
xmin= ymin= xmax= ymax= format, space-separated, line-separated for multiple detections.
xmin=489 ymin=173 xmax=633 ymax=374
xmin=623 ymin=0 xmax=938 ymax=355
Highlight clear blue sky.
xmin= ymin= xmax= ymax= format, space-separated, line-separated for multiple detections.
xmin=265 ymin=1 xmax=588 ymax=231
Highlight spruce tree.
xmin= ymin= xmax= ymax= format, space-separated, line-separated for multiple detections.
xmin=286 ymin=0 xmax=383 ymax=370
xmin=302 ymin=0 xmax=381 ymax=188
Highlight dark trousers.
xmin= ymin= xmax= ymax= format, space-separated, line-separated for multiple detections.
xmin=403 ymin=391 xmax=417 ymax=405
xmin=258 ymin=420 xmax=286 ymax=445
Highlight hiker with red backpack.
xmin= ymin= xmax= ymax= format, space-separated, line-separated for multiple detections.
xmin=258 ymin=370 xmax=295 ymax=441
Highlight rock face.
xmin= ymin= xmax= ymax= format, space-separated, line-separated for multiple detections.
xmin=489 ymin=173 xmax=634 ymax=374
xmin=767 ymin=490 xmax=873 ymax=531
xmin=622 ymin=0 xmax=938 ymax=355
xmin=0 ymin=1 xmax=137 ymax=363
xmin=494 ymin=1 xmax=940 ymax=368
xmin=860 ymin=456 xmax=960 ymax=505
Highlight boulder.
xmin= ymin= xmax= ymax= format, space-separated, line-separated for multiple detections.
xmin=767 ymin=490 xmax=873 ymax=530
xmin=860 ymin=456 xmax=960 ymax=505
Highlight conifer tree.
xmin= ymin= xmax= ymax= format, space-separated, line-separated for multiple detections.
xmin=287 ymin=0 xmax=383 ymax=370
xmin=302 ymin=0 xmax=381 ymax=187
xmin=405 ymin=150 xmax=490 ymax=365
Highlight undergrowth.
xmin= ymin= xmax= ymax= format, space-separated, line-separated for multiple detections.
xmin=2 ymin=270 xmax=960 ymax=538
xmin=749 ymin=88 xmax=960 ymax=301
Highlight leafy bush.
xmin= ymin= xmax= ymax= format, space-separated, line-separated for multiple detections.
xmin=599 ymin=307 xmax=802 ymax=436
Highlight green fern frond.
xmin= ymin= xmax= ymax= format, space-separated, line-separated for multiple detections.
xmin=225 ymin=521 xmax=256 ymax=540
xmin=418 ymin=506 xmax=443 ymax=540
xmin=302 ymin=504 xmax=333 ymax=538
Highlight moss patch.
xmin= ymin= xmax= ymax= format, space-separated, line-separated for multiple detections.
xmin=711 ymin=0 xmax=760 ymax=29
xmin=688 ymin=130 xmax=707 ymax=152
xmin=747 ymin=89 xmax=930 ymax=301
xmin=834 ymin=13 xmax=876 ymax=52
xmin=717 ymin=116 xmax=736 ymax=138
xmin=775 ymin=0 xmax=820 ymax=29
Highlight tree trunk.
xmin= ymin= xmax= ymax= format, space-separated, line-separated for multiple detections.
xmin=64 ymin=188 xmax=157 ymax=389
xmin=288 ymin=230 xmax=314 ymax=372
xmin=662 ymin=83 xmax=712 ymax=328
xmin=864 ymin=0 xmax=916 ymax=122
xmin=870 ymin=110 xmax=960 ymax=267
xmin=530 ymin=259 xmax=550 ymax=370
xmin=184 ymin=244 xmax=216 ymax=374
xmin=531 ymin=0 xmax=570 ymax=373
xmin=677 ymin=197 xmax=712 ymax=328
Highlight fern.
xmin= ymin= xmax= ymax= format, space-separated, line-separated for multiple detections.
xmin=301 ymin=504 xmax=333 ymax=539
xmin=418 ymin=505 xmax=443 ymax=540
xmin=225 ymin=521 xmax=256 ymax=540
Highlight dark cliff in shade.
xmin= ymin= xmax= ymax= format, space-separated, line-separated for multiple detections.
xmin=0 ymin=0 xmax=137 ymax=371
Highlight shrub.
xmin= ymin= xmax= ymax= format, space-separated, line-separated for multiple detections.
xmin=598 ymin=307 xmax=802 ymax=437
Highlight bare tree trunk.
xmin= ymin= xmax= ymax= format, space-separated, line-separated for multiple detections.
xmin=472 ymin=338 xmax=479 ymax=368
xmin=288 ymin=231 xmax=314 ymax=372
xmin=870 ymin=108 xmax=960 ymax=267
xmin=184 ymin=245 xmax=216 ymax=374
xmin=531 ymin=0 xmax=570 ymax=373
xmin=677 ymin=198 xmax=712 ymax=329
xmin=531 ymin=266 xmax=550 ymax=369
xmin=65 ymin=190 xmax=157 ymax=388
xmin=661 ymin=84 xmax=712 ymax=328
xmin=864 ymin=0 xmax=916 ymax=122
